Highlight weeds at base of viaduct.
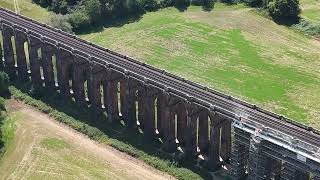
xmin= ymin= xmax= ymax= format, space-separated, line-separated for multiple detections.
xmin=9 ymin=82 xmax=215 ymax=180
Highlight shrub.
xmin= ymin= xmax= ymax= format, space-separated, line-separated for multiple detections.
xmin=202 ymin=0 xmax=215 ymax=11
xmin=50 ymin=0 xmax=69 ymax=14
xmin=191 ymin=0 xmax=202 ymax=5
xmin=69 ymin=8 xmax=91 ymax=30
xmin=84 ymin=0 xmax=102 ymax=23
xmin=0 ymin=72 xmax=9 ymax=96
xmin=221 ymin=0 xmax=235 ymax=4
xmin=145 ymin=0 xmax=161 ymax=11
xmin=292 ymin=19 xmax=320 ymax=36
xmin=243 ymin=0 xmax=264 ymax=7
xmin=174 ymin=0 xmax=190 ymax=8
xmin=47 ymin=13 xmax=73 ymax=33
xmin=268 ymin=0 xmax=301 ymax=24
xmin=0 ymin=97 xmax=5 ymax=112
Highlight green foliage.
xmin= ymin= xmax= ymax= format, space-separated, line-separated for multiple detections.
xmin=174 ymin=0 xmax=190 ymax=8
xmin=268 ymin=0 xmax=301 ymax=23
xmin=83 ymin=0 xmax=102 ymax=23
xmin=50 ymin=0 xmax=69 ymax=14
xmin=0 ymin=97 xmax=5 ymax=112
xmin=202 ymin=0 xmax=215 ymax=11
xmin=0 ymin=96 xmax=8 ymax=157
xmin=0 ymin=71 xmax=9 ymax=96
xmin=32 ymin=0 xmax=219 ymax=32
xmin=47 ymin=13 xmax=73 ymax=33
xmin=292 ymin=19 xmax=320 ymax=36
xmin=145 ymin=0 xmax=162 ymax=11
xmin=242 ymin=0 xmax=264 ymax=7
xmin=69 ymin=8 xmax=91 ymax=30
xmin=221 ymin=0 xmax=235 ymax=5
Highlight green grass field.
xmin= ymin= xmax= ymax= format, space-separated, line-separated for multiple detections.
xmin=0 ymin=0 xmax=49 ymax=22
xmin=300 ymin=0 xmax=320 ymax=22
xmin=81 ymin=5 xmax=320 ymax=127
xmin=0 ymin=1 xmax=319 ymax=128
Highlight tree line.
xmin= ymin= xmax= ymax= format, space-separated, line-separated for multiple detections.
xmin=33 ymin=0 xmax=301 ymax=33
xmin=34 ymin=0 xmax=215 ymax=32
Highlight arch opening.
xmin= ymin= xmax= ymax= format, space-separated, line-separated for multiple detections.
xmin=10 ymin=36 xmax=17 ymax=68
xmin=117 ymin=81 xmax=122 ymax=117
xmin=52 ymin=54 xmax=58 ymax=86
xmin=100 ymin=82 xmax=105 ymax=109
xmin=23 ymin=41 xmax=30 ymax=74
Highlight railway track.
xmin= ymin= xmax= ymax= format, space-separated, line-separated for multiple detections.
xmin=0 ymin=8 xmax=319 ymax=149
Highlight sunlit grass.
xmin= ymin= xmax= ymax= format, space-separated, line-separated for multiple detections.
xmin=80 ymin=5 xmax=320 ymax=127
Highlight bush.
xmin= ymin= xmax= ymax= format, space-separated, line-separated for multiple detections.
xmin=292 ymin=19 xmax=320 ymax=36
xmin=221 ymin=0 xmax=235 ymax=4
xmin=47 ymin=13 xmax=73 ymax=33
xmin=243 ymin=0 xmax=264 ymax=7
xmin=0 ymin=97 xmax=5 ymax=112
xmin=174 ymin=0 xmax=190 ymax=8
xmin=145 ymin=0 xmax=161 ymax=11
xmin=0 ymin=72 xmax=9 ymax=96
xmin=84 ymin=0 xmax=102 ymax=23
xmin=50 ymin=0 xmax=68 ymax=14
xmin=69 ymin=8 xmax=91 ymax=30
xmin=268 ymin=0 xmax=301 ymax=23
xmin=202 ymin=0 xmax=215 ymax=11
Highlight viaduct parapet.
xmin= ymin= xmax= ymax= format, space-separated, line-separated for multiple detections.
xmin=1 ymin=8 xmax=320 ymax=179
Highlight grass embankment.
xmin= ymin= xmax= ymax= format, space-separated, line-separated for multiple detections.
xmin=0 ymin=101 xmax=173 ymax=179
xmin=0 ymin=0 xmax=49 ymax=22
xmin=80 ymin=4 xmax=320 ymax=128
xmin=300 ymin=0 xmax=320 ymax=23
xmin=0 ymin=99 xmax=15 ymax=158
xmin=9 ymin=84 xmax=214 ymax=180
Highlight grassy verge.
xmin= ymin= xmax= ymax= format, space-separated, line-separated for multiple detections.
xmin=9 ymin=83 xmax=215 ymax=180
xmin=0 ymin=101 xmax=16 ymax=159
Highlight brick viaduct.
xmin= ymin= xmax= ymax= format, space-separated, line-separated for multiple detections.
xmin=1 ymin=8 xmax=320 ymax=179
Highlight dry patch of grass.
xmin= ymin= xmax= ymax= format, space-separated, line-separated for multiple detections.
xmin=0 ymin=0 xmax=49 ymax=22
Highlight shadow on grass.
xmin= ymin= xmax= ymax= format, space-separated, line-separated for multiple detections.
xmin=12 ymin=81 xmax=213 ymax=180
xmin=75 ymin=14 xmax=144 ymax=35
xmin=75 ymin=4 xmax=215 ymax=35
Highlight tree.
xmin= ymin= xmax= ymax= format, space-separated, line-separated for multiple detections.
xmin=145 ymin=0 xmax=161 ymax=11
xmin=50 ymin=0 xmax=69 ymax=14
xmin=0 ymin=97 xmax=5 ymax=112
xmin=47 ymin=13 xmax=73 ymax=33
xmin=84 ymin=0 xmax=102 ymax=23
xmin=221 ymin=0 xmax=235 ymax=4
xmin=174 ymin=0 xmax=190 ymax=11
xmin=0 ymin=72 xmax=9 ymax=96
xmin=268 ymin=0 xmax=301 ymax=23
xmin=202 ymin=0 xmax=215 ymax=11
xmin=244 ymin=0 xmax=264 ymax=7
xmin=69 ymin=8 xmax=91 ymax=30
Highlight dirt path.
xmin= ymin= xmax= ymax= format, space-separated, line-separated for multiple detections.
xmin=0 ymin=100 xmax=174 ymax=180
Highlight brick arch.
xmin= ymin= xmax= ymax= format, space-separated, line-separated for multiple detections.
xmin=41 ymin=42 xmax=57 ymax=88
xmin=1 ymin=23 xmax=15 ymax=78
xmin=14 ymin=29 xmax=29 ymax=80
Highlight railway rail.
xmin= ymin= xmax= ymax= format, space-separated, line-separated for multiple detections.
xmin=0 ymin=7 xmax=319 ymax=156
